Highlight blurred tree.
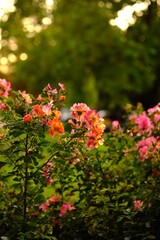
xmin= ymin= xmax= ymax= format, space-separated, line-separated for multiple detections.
xmin=125 ymin=0 xmax=160 ymax=108
xmin=0 ymin=0 xmax=159 ymax=112
xmin=47 ymin=0 xmax=126 ymax=108
xmin=0 ymin=0 xmax=48 ymax=87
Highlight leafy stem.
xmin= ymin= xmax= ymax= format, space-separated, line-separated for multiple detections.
xmin=23 ymin=133 xmax=29 ymax=234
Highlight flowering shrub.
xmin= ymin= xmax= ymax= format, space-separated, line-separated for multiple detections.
xmin=0 ymin=79 xmax=105 ymax=239
xmin=0 ymin=79 xmax=160 ymax=240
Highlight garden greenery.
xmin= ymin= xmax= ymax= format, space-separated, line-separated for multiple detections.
xmin=0 ymin=79 xmax=160 ymax=240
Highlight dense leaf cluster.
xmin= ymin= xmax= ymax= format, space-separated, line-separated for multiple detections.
xmin=1 ymin=0 xmax=160 ymax=111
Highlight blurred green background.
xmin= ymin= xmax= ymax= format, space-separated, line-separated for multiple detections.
xmin=0 ymin=0 xmax=160 ymax=114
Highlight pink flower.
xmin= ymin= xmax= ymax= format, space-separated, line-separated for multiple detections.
xmin=42 ymin=162 xmax=53 ymax=185
xmin=72 ymin=158 xmax=80 ymax=165
xmin=58 ymin=82 xmax=65 ymax=91
xmin=110 ymin=120 xmax=121 ymax=132
xmin=42 ymin=105 xmax=52 ymax=116
xmin=69 ymin=104 xmax=106 ymax=149
xmin=133 ymin=200 xmax=144 ymax=211
xmin=154 ymin=113 xmax=160 ymax=123
xmin=36 ymin=94 xmax=45 ymax=102
xmin=46 ymin=84 xmax=58 ymax=94
xmin=0 ymin=79 xmax=11 ymax=97
xmin=135 ymin=112 xmax=154 ymax=136
xmin=136 ymin=136 xmax=160 ymax=161
xmin=136 ymin=136 xmax=157 ymax=148
xmin=139 ymin=146 xmax=149 ymax=162
xmin=148 ymin=104 xmax=160 ymax=115
xmin=46 ymin=177 xmax=53 ymax=186
xmin=0 ymin=104 xmax=5 ymax=109
xmin=84 ymin=110 xmax=104 ymax=130
xmin=59 ymin=202 xmax=76 ymax=216
xmin=70 ymin=103 xmax=90 ymax=121
xmin=129 ymin=114 xmax=137 ymax=122
xmin=39 ymin=203 xmax=49 ymax=212
xmin=42 ymin=172 xmax=53 ymax=185
xmin=46 ymin=177 xmax=53 ymax=185
xmin=47 ymin=161 xmax=52 ymax=166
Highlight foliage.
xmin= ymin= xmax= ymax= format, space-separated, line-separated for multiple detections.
xmin=0 ymin=78 xmax=160 ymax=239
xmin=1 ymin=0 xmax=160 ymax=111
xmin=0 ymin=78 xmax=105 ymax=239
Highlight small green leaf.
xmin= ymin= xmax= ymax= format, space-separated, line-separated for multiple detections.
xmin=0 ymin=161 xmax=7 ymax=168
xmin=55 ymin=159 xmax=66 ymax=165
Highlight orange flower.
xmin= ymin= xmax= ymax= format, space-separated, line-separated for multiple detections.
xmin=47 ymin=195 xmax=61 ymax=205
xmin=32 ymin=104 xmax=44 ymax=117
xmin=19 ymin=90 xmax=32 ymax=105
xmin=52 ymin=109 xmax=61 ymax=118
xmin=59 ymin=95 xmax=66 ymax=101
xmin=23 ymin=114 xmax=32 ymax=123
xmin=47 ymin=117 xmax=64 ymax=138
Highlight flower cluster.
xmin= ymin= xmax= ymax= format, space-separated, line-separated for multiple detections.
xmin=39 ymin=194 xmax=61 ymax=212
xmin=23 ymin=85 xmax=64 ymax=134
xmin=39 ymin=195 xmax=75 ymax=217
xmin=69 ymin=103 xmax=106 ymax=149
xmin=1 ymin=77 xmax=160 ymax=239
xmin=135 ymin=136 xmax=160 ymax=162
xmin=59 ymin=202 xmax=76 ymax=216
xmin=129 ymin=112 xmax=154 ymax=136
xmin=129 ymin=104 xmax=160 ymax=162
xmin=6 ymin=80 xmax=65 ymax=138
xmin=148 ymin=104 xmax=160 ymax=132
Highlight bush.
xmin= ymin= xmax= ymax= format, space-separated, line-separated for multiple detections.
xmin=0 ymin=79 xmax=160 ymax=240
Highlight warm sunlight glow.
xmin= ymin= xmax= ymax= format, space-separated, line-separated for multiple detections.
xmin=0 ymin=29 xmax=2 ymax=50
xmin=0 ymin=0 xmax=15 ymax=19
xmin=110 ymin=1 xmax=149 ymax=31
xmin=46 ymin=0 xmax=54 ymax=7
xmin=8 ymin=53 xmax=17 ymax=63
xmin=0 ymin=0 xmax=150 ymax=76
xmin=20 ymin=53 xmax=28 ymax=61
xmin=42 ymin=17 xmax=52 ymax=25
xmin=0 ymin=57 xmax=8 ymax=65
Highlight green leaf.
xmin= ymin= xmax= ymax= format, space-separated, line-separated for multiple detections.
xmin=0 ymin=161 xmax=7 ymax=168
xmin=55 ymin=159 xmax=66 ymax=165
xmin=13 ymin=177 xmax=21 ymax=182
